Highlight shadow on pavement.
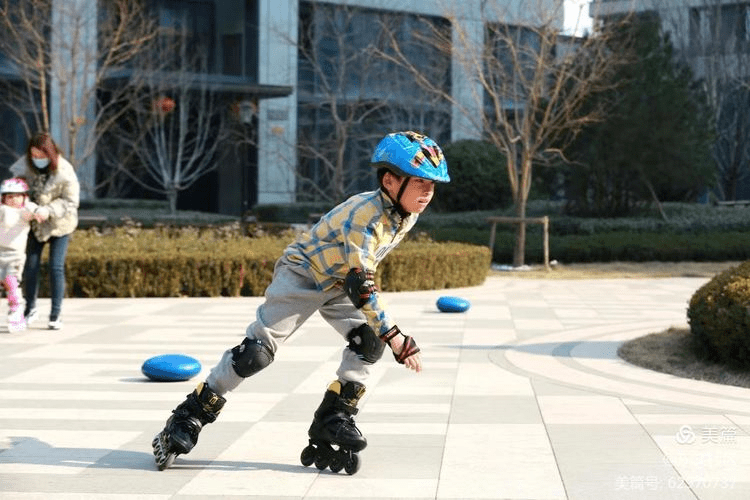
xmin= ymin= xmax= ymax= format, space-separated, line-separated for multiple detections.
xmin=0 ymin=436 xmax=313 ymax=474
xmin=443 ymin=340 xmax=623 ymax=360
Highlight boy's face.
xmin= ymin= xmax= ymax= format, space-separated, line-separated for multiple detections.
xmin=2 ymin=193 xmax=25 ymax=209
xmin=383 ymin=172 xmax=435 ymax=214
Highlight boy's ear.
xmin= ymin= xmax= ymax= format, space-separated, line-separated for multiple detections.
xmin=381 ymin=171 xmax=401 ymax=193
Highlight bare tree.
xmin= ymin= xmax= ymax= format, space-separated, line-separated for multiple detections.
xmin=256 ymin=2 xmax=451 ymax=205
xmin=376 ymin=0 xmax=633 ymax=266
xmin=100 ymin=21 xmax=231 ymax=214
xmin=295 ymin=3 xmax=388 ymax=202
xmin=0 ymin=0 xmax=159 ymax=197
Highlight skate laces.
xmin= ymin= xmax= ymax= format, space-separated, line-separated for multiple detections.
xmin=171 ymin=408 xmax=203 ymax=437
xmin=322 ymin=410 xmax=361 ymax=436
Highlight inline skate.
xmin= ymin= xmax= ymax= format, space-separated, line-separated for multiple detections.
xmin=300 ymin=380 xmax=367 ymax=475
xmin=152 ymin=382 xmax=225 ymax=470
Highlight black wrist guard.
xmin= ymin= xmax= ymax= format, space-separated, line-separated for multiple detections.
xmin=380 ymin=325 xmax=420 ymax=364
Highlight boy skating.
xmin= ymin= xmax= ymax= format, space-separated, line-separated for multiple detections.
xmin=152 ymin=131 xmax=450 ymax=473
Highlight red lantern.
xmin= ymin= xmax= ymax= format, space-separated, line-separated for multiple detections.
xmin=153 ymin=96 xmax=175 ymax=114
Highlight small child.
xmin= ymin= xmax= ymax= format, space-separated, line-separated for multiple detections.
xmin=0 ymin=178 xmax=38 ymax=332
xmin=152 ymin=131 xmax=450 ymax=474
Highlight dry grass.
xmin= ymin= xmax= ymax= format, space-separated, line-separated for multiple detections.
xmin=490 ymin=261 xmax=741 ymax=279
xmin=618 ymin=328 xmax=750 ymax=389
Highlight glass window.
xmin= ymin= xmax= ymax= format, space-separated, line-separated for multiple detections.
xmin=156 ymin=0 xmax=216 ymax=72
xmin=691 ymin=3 xmax=750 ymax=55
xmin=245 ymin=0 xmax=258 ymax=81
xmin=485 ymin=23 xmax=543 ymax=110
xmin=297 ymin=2 xmax=451 ymax=201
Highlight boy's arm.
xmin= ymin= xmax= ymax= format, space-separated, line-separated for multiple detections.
xmin=342 ymin=220 xmax=390 ymax=334
xmin=342 ymin=218 xmax=422 ymax=372
xmin=343 ymin=269 xmax=422 ymax=372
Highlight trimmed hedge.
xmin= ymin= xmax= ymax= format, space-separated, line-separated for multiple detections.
xmin=38 ymin=224 xmax=490 ymax=298
xmin=416 ymin=201 xmax=750 ymax=264
xmin=378 ymin=240 xmax=491 ymax=291
xmin=424 ymin=226 xmax=750 ymax=264
xmin=688 ymin=261 xmax=750 ymax=367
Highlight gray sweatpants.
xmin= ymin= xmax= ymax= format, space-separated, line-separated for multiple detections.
xmin=206 ymin=256 xmax=370 ymax=395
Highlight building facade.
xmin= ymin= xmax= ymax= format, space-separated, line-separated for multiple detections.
xmin=0 ymin=0 xmax=563 ymax=215
xmin=595 ymin=0 xmax=750 ymax=200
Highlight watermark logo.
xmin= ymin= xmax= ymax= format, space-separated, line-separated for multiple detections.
xmin=675 ymin=425 xmax=696 ymax=445
xmin=675 ymin=425 xmax=737 ymax=445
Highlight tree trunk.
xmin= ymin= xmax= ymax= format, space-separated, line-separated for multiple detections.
xmin=642 ymin=176 xmax=668 ymax=221
xmin=513 ymin=201 xmax=527 ymax=267
xmin=167 ymin=189 xmax=178 ymax=215
xmin=512 ymin=156 xmax=531 ymax=267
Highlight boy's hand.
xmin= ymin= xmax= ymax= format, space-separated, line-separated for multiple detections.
xmin=381 ymin=326 xmax=422 ymax=373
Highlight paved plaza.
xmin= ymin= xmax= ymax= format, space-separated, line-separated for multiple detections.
xmin=1 ymin=274 xmax=749 ymax=499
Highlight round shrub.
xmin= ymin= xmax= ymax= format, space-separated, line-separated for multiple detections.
xmin=688 ymin=261 xmax=750 ymax=367
xmin=433 ymin=139 xmax=510 ymax=212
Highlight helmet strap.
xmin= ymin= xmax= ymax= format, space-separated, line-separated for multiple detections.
xmin=394 ymin=177 xmax=411 ymax=217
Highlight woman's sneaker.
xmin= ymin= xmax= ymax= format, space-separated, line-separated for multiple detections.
xmin=25 ymin=309 xmax=38 ymax=325
xmin=48 ymin=316 xmax=63 ymax=330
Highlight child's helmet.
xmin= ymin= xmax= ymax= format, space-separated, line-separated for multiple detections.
xmin=371 ymin=131 xmax=450 ymax=183
xmin=0 ymin=178 xmax=29 ymax=195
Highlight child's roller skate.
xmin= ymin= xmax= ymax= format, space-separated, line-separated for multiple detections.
xmin=152 ymin=382 xmax=225 ymax=470
xmin=300 ymin=380 xmax=367 ymax=475
xmin=7 ymin=308 xmax=26 ymax=332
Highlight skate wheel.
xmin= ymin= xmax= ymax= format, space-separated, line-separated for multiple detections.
xmin=314 ymin=455 xmax=330 ymax=470
xmin=152 ymin=433 xmax=176 ymax=471
xmin=155 ymin=452 xmax=175 ymax=471
xmin=329 ymin=453 xmax=345 ymax=473
xmin=300 ymin=445 xmax=316 ymax=467
xmin=344 ymin=453 xmax=360 ymax=475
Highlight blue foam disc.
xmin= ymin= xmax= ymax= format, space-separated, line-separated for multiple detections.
xmin=436 ymin=296 xmax=471 ymax=313
xmin=141 ymin=354 xmax=202 ymax=382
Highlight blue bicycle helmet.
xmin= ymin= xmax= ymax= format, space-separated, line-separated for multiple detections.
xmin=371 ymin=131 xmax=450 ymax=183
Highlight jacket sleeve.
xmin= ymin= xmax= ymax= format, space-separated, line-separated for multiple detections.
xmin=46 ymin=169 xmax=80 ymax=220
xmin=343 ymin=212 xmax=392 ymax=335
xmin=24 ymin=200 xmax=39 ymax=214
xmin=0 ymin=206 xmax=19 ymax=229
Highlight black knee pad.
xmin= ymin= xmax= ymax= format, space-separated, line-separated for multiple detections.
xmin=346 ymin=324 xmax=385 ymax=364
xmin=231 ymin=338 xmax=274 ymax=378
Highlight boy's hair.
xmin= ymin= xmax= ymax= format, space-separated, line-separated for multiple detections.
xmin=376 ymin=167 xmax=402 ymax=187
xmin=26 ymin=132 xmax=61 ymax=172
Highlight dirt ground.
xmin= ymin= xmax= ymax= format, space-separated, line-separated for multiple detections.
xmin=489 ymin=261 xmax=741 ymax=279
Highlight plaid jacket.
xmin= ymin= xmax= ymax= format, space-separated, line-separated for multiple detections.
xmin=284 ymin=189 xmax=418 ymax=334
